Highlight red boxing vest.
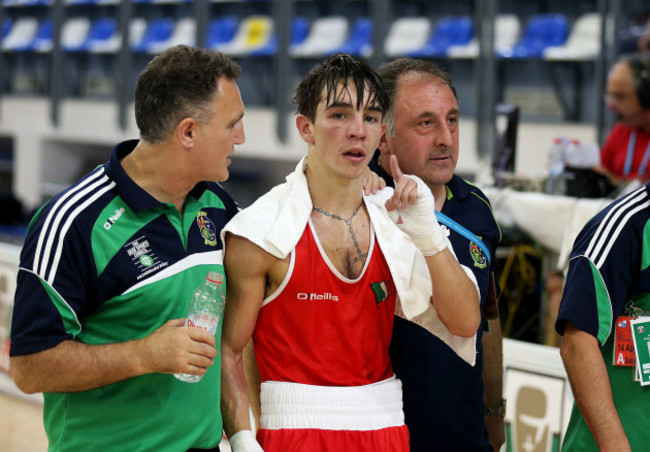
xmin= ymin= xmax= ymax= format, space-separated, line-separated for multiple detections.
xmin=253 ymin=222 xmax=396 ymax=386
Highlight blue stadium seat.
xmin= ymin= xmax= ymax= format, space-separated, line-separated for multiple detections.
xmin=28 ymin=19 xmax=53 ymax=52
xmin=1 ymin=17 xmax=38 ymax=50
xmin=17 ymin=0 xmax=51 ymax=5
xmin=145 ymin=17 xmax=195 ymax=53
xmin=206 ymin=16 xmax=238 ymax=49
xmin=132 ymin=18 xmax=174 ymax=52
xmin=544 ymin=12 xmax=601 ymax=60
xmin=65 ymin=0 xmax=97 ymax=5
xmin=410 ymin=16 xmax=473 ymax=57
xmin=335 ymin=17 xmax=372 ymax=57
xmin=2 ymin=18 xmax=10 ymax=39
xmin=81 ymin=18 xmax=117 ymax=51
xmin=291 ymin=16 xmax=309 ymax=47
xmin=497 ymin=13 xmax=568 ymax=59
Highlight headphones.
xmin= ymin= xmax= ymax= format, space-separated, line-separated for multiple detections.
xmin=627 ymin=56 xmax=650 ymax=109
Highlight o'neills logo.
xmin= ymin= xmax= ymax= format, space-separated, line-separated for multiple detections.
xmin=297 ymin=292 xmax=339 ymax=302
xmin=104 ymin=207 xmax=126 ymax=230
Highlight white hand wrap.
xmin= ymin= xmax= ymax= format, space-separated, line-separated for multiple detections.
xmin=388 ymin=174 xmax=447 ymax=256
xmin=229 ymin=430 xmax=263 ymax=452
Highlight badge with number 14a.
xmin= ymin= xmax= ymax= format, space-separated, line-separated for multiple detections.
xmin=630 ymin=317 xmax=650 ymax=386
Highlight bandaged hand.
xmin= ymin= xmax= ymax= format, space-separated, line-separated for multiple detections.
xmin=385 ymin=155 xmax=447 ymax=256
xmin=229 ymin=430 xmax=263 ymax=452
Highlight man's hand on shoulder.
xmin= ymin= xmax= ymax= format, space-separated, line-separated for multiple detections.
xmin=363 ymin=165 xmax=386 ymax=195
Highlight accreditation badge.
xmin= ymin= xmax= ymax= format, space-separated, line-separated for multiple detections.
xmin=613 ymin=316 xmax=636 ymax=367
xmin=630 ymin=317 xmax=650 ymax=386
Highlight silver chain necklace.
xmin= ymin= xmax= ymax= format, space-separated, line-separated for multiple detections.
xmin=312 ymin=200 xmax=367 ymax=263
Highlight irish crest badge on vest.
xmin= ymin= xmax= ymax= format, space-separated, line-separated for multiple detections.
xmin=196 ymin=211 xmax=217 ymax=246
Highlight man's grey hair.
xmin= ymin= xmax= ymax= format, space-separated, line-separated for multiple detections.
xmin=377 ymin=58 xmax=457 ymax=136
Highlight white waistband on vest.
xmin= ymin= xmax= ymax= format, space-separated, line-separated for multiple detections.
xmin=259 ymin=375 xmax=405 ymax=431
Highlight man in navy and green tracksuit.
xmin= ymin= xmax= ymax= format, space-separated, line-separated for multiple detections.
xmin=9 ymin=46 xmax=245 ymax=451
xmin=556 ymin=183 xmax=650 ymax=451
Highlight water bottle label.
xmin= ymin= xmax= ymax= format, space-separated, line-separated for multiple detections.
xmin=186 ymin=315 xmax=218 ymax=335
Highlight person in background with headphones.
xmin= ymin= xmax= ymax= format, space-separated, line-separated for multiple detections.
xmin=593 ymin=54 xmax=650 ymax=187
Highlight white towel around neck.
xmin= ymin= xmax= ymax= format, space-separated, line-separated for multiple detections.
xmin=222 ymin=157 xmax=477 ymax=365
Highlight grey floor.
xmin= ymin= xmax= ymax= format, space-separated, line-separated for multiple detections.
xmin=0 ymin=391 xmax=233 ymax=452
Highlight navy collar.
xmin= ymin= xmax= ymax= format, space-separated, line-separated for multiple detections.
xmin=104 ymin=140 xmax=209 ymax=213
xmin=445 ymin=173 xmax=474 ymax=203
xmin=370 ymin=150 xmax=395 ymax=188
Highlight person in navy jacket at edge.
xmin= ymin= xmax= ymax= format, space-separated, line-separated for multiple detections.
xmin=370 ymin=57 xmax=504 ymax=452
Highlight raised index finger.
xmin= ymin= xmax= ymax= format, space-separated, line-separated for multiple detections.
xmin=390 ymin=155 xmax=404 ymax=182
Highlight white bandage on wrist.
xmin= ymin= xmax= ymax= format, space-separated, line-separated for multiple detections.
xmin=228 ymin=430 xmax=263 ymax=452
xmin=391 ymin=175 xmax=447 ymax=256
xmin=410 ymin=224 xmax=447 ymax=256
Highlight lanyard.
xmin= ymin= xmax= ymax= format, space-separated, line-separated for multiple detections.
xmin=623 ymin=131 xmax=650 ymax=177
xmin=434 ymin=211 xmax=491 ymax=265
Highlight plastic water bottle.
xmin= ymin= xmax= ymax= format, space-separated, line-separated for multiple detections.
xmin=548 ymin=136 xmax=567 ymax=176
xmin=546 ymin=136 xmax=568 ymax=195
xmin=174 ymin=271 xmax=225 ymax=383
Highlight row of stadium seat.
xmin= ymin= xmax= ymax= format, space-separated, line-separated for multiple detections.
xmin=2 ymin=0 xmax=267 ymax=5
xmin=0 ymin=12 xmax=602 ymax=60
